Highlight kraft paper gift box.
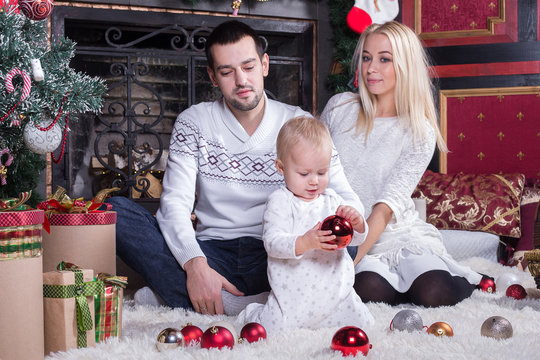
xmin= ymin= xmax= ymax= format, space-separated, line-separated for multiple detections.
xmin=0 ymin=209 xmax=45 ymax=360
xmin=43 ymin=265 xmax=104 ymax=355
xmin=95 ymin=273 xmax=128 ymax=343
xmin=42 ymin=211 xmax=117 ymax=274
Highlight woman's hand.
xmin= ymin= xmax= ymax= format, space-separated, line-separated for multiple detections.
xmin=353 ymin=243 xmax=370 ymax=265
xmin=353 ymin=202 xmax=394 ymax=266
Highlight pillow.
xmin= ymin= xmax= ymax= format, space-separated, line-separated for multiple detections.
xmin=412 ymin=170 xmax=525 ymax=237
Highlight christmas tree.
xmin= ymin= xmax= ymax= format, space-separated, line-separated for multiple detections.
xmin=0 ymin=2 xmax=106 ymax=204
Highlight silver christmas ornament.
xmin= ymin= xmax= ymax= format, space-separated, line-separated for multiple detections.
xmin=390 ymin=309 xmax=424 ymax=332
xmin=480 ymin=316 xmax=513 ymax=339
xmin=155 ymin=327 xmax=184 ymax=351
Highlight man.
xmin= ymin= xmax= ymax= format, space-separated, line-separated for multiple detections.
xmin=111 ymin=20 xmax=361 ymax=315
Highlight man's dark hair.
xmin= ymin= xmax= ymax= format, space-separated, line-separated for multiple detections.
xmin=205 ymin=20 xmax=265 ymax=70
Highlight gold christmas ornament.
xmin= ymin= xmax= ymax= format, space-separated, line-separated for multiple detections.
xmin=427 ymin=322 xmax=453 ymax=337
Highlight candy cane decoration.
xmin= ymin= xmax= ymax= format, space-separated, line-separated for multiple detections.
xmin=5 ymin=68 xmax=31 ymax=99
xmin=1 ymin=68 xmax=32 ymax=126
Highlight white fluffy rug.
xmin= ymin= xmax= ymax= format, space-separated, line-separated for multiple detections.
xmin=46 ymin=258 xmax=540 ymax=359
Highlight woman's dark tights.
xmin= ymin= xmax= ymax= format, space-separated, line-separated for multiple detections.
xmin=353 ymin=270 xmax=475 ymax=307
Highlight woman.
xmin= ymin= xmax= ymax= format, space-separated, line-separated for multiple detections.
xmin=321 ymin=21 xmax=484 ymax=307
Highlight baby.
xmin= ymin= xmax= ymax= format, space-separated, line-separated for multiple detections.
xmin=236 ymin=116 xmax=374 ymax=332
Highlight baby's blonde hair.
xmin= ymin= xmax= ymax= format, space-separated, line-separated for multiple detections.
xmin=276 ymin=116 xmax=332 ymax=160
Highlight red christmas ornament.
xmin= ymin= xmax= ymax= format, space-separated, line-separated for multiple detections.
xmin=321 ymin=215 xmax=353 ymax=249
xmin=18 ymin=0 xmax=53 ymax=20
xmin=331 ymin=326 xmax=372 ymax=357
xmin=477 ymin=276 xmax=496 ymax=293
xmin=201 ymin=326 xmax=235 ymax=350
xmin=506 ymin=284 xmax=527 ymax=300
xmin=240 ymin=322 xmax=267 ymax=343
xmin=180 ymin=323 xmax=203 ymax=346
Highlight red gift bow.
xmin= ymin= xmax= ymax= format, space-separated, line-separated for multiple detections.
xmin=37 ymin=187 xmax=119 ymax=233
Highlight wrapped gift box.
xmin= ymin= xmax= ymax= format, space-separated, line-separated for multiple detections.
xmin=43 ymin=266 xmax=104 ymax=355
xmin=0 ymin=209 xmax=45 ymax=360
xmin=95 ymin=274 xmax=127 ymax=343
xmin=42 ymin=211 xmax=117 ymax=274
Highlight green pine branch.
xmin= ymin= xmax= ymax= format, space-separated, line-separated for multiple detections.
xmin=0 ymin=9 xmax=106 ymax=202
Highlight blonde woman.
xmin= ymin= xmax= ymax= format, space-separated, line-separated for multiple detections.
xmin=321 ymin=21 xmax=485 ymax=307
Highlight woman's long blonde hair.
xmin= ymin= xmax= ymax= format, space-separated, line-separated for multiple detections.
xmin=351 ymin=21 xmax=447 ymax=152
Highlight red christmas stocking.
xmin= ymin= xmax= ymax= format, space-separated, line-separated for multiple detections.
xmin=346 ymin=0 xmax=400 ymax=34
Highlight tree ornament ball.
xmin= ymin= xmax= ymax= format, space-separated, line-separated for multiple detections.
xmin=23 ymin=120 xmax=63 ymax=154
xmin=427 ymin=322 xmax=454 ymax=337
xmin=481 ymin=316 xmax=513 ymax=339
xmin=155 ymin=328 xmax=184 ymax=351
xmin=180 ymin=323 xmax=203 ymax=346
xmin=201 ymin=326 xmax=235 ymax=350
xmin=321 ymin=215 xmax=353 ymax=249
xmin=390 ymin=309 xmax=424 ymax=332
xmin=506 ymin=284 xmax=527 ymax=300
xmin=477 ymin=276 xmax=496 ymax=293
xmin=19 ymin=0 xmax=54 ymax=20
xmin=208 ymin=320 xmax=238 ymax=344
xmin=240 ymin=322 xmax=267 ymax=343
xmin=331 ymin=326 xmax=372 ymax=357
xmin=496 ymin=273 xmax=521 ymax=293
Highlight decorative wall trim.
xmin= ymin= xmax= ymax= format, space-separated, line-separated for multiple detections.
xmin=433 ymin=61 xmax=540 ymax=78
xmin=402 ymin=0 xmax=518 ymax=47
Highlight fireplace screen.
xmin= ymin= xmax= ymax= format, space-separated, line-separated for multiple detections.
xmin=51 ymin=7 xmax=314 ymax=210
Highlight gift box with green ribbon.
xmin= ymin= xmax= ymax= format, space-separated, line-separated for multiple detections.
xmin=0 ymin=192 xmax=45 ymax=360
xmin=43 ymin=262 xmax=104 ymax=355
xmin=95 ymin=273 xmax=128 ymax=343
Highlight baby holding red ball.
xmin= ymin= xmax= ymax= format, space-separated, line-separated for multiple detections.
xmin=235 ymin=116 xmax=374 ymax=332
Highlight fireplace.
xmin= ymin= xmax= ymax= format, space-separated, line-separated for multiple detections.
xmin=51 ymin=5 xmax=315 ymax=211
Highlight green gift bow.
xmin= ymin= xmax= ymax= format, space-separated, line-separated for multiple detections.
xmin=43 ymin=262 xmax=104 ymax=348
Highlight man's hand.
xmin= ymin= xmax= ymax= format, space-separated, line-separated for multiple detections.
xmin=184 ymin=257 xmax=243 ymax=315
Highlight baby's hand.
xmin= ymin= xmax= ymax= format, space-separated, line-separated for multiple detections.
xmin=336 ymin=205 xmax=365 ymax=233
xmin=295 ymin=223 xmax=337 ymax=255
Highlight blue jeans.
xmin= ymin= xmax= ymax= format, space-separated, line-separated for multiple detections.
xmin=108 ymin=196 xmax=270 ymax=309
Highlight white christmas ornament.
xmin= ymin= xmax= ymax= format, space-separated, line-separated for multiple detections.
xmin=23 ymin=120 xmax=62 ymax=154
xmin=495 ymin=273 xmax=521 ymax=293
xmin=347 ymin=0 xmax=400 ymax=34
xmin=30 ymin=59 xmax=45 ymax=81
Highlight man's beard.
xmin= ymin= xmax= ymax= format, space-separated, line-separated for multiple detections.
xmin=226 ymin=86 xmax=263 ymax=112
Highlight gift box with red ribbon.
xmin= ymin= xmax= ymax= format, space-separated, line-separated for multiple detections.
xmin=0 ymin=192 xmax=45 ymax=360
xmin=40 ymin=187 xmax=118 ymax=274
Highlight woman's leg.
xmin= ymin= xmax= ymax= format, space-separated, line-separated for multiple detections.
xmin=354 ymin=271 xmax=406 ymax=305
xmin=406 ymin=270 xmax=475 ymax=307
